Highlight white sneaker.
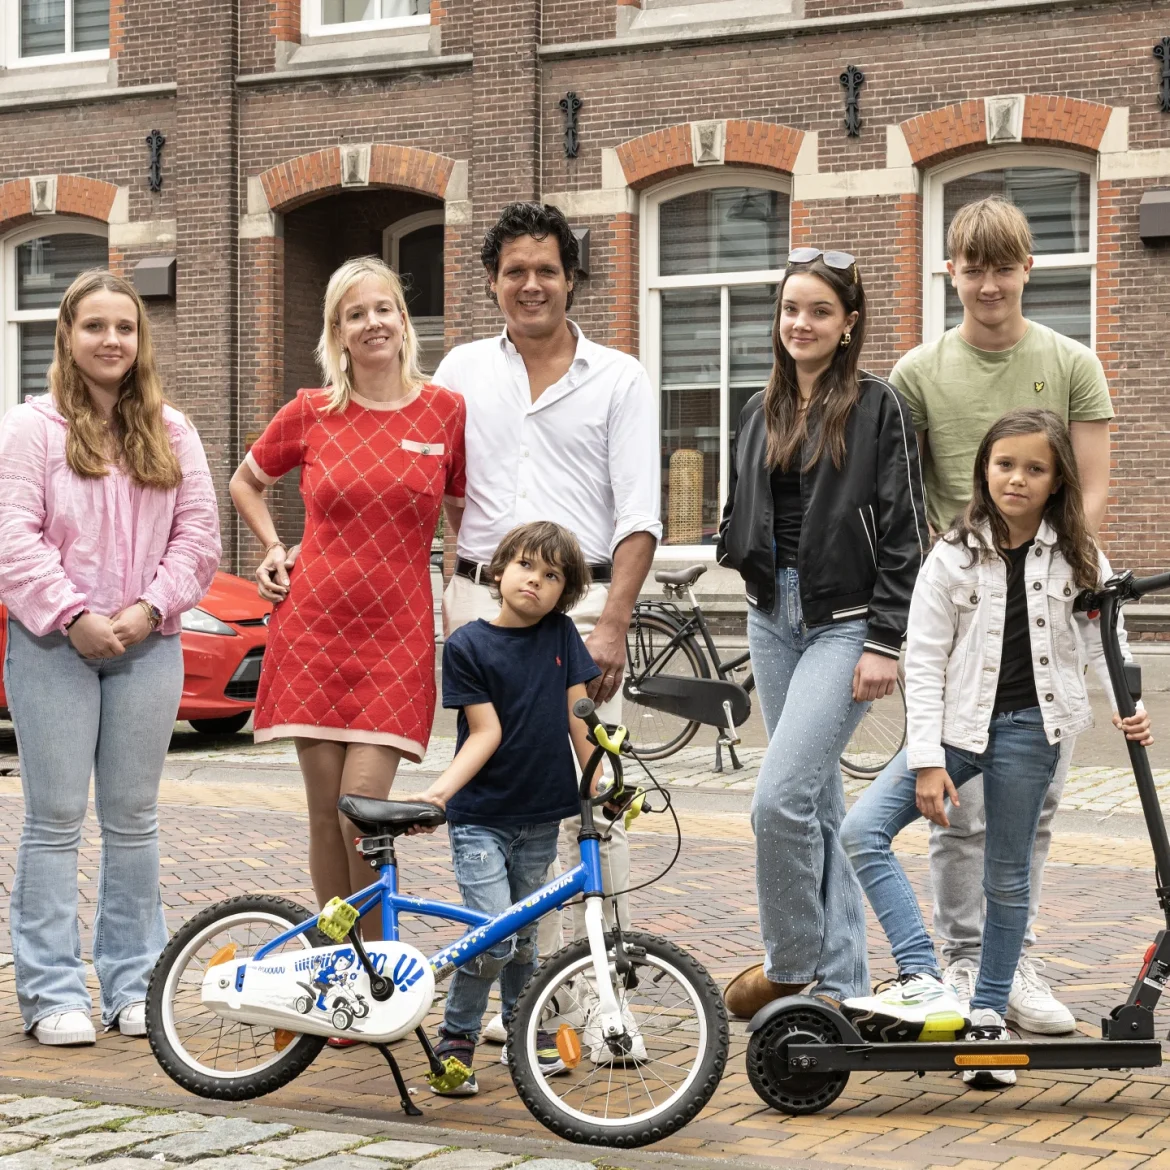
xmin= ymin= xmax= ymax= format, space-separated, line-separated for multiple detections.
xmin=32 ymin=1011 xmax=95 ymax=1046
xmin=962 ymin=1007 xmax=1017 ymax=1088
xmin=117 ymin=1002 xmax=147 ymax=1037
xmin=842 ymin=973 xmax=967 ymax=1042
xmin=482 ymin=1012 xmax=507 ymax=1045
xmin=942 ymin=959 xmax=979 ymax=1014
xmin=1007 ymin=956 xmax=1076 ymax=1035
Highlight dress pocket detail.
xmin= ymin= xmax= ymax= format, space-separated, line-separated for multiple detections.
xmin=401 ymin=439 xmax=444 ymax=456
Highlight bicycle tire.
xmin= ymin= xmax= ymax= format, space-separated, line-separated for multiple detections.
xmin=508 ymin=931 xmax=728 ymax=1147
xmin=146 ymin=895 xmax=328 ymax=1100
xmin=840 ymin=677 xmax=907 ymax=780
xmin=624 ymin=611 xmax=706 ymax=760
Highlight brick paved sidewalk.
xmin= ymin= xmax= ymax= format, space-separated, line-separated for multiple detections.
xmin=0 ymin=779 xmax=1169 ymax=1169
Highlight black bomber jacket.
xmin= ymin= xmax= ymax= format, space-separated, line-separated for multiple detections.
xmin=715 ymin=375 xmax=928 ymax=658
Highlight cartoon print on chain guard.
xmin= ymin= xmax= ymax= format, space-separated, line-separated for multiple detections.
xmin=201 ymin=941 xmax=434 ymax=1043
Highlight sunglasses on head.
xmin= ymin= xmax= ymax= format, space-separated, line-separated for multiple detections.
xmin=786 ymin=248 xmax=858 ymax=276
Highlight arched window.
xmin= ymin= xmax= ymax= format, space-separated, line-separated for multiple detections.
xmin=642 ymin=173 xmax=791 ymax=550
xmin=2 ymin=222 xmax=108 ymax=414
xmin=925 ymin=150 xmax=1095 ymax=345
xmin=385 ymin=210 xmax=445 ymax=375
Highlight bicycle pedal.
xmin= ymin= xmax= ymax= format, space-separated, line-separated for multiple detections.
xmin=426 ymin=1055 xmax=472 ymax=1093
xmin=317 ymin=897 xmax=360 ymax=942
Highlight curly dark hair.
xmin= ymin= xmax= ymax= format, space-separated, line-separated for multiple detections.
xmin=481 ymin=202 xmax=580 ymax=310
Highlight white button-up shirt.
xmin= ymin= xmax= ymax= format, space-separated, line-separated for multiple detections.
xmin=433 ymin=323 xmax=662 ymax=565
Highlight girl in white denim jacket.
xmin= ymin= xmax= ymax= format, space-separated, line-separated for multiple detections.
xmin=839 ymin=408 xmax=1152 ymax=1084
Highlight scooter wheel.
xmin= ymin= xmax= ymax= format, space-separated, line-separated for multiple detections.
xmin=746 ymin=1005 xmax=849 ymax=1116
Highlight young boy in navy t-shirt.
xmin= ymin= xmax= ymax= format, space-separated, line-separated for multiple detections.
xmin=418 ymin=521 xmax=600 ymax=1095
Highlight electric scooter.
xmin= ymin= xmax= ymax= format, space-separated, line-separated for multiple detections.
xmin=745 ymin=568 xmax=1170 ymax=1115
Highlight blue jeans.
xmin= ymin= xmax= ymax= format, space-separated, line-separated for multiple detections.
xmin=5 ymin=619 xmax=182 ymax=1029
xmin=840 ymin=708 xmax=1060 ymax=1015
xmin=441 ymin=820 xmax=561 ymax=1042
xmin=748 ymin=568 xmax=871 ymax=1001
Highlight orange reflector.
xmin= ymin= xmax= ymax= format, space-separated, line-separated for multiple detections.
xmin=209 ymin=943 xmax=237 ymax=968
xmin=556 ymin=1024 xmax=582 ymax=1069
xmin=954 ymin=1053 xmax=1030 ymax=1068
xmin=273 ymin=1029 xmax=296 ymax=1052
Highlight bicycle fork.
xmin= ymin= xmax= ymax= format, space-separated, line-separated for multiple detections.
xmin=583 ymin=895 xmax=627 ymax=1049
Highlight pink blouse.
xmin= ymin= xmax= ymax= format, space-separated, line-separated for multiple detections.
xmin=0 ymin=395 xmax=221 ymax=637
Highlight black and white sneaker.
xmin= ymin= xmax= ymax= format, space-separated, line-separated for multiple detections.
xmin=842 ymin=972 xmax=967 ymax=1042
xmin=962 ymin=1007 xmax=1017 ymax=1088
xmin=501 ymin=1030 xmax=567 ymax=1076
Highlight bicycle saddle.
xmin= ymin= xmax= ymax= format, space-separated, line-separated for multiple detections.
xmin=654 ymin=564 xmax=707 ymax=587
xmin=337 ymin=794 xmax=447 ymax=836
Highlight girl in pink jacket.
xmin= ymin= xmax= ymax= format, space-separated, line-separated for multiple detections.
xmin=0 ymin=270 xmax=220 ymax=1047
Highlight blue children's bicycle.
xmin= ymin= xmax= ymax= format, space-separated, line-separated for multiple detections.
xmin=145 ymin=700 xmax=729 ymax=1148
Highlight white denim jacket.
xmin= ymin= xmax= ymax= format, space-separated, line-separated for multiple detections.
xmin=905 ymin=520 xmax=1129 ymax=770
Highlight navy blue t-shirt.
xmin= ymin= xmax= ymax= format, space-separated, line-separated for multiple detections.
xmin=442 ymin=613 xmax=601 ymax=827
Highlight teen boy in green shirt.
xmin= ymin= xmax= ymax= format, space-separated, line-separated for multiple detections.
xmin=890 ymin=196 xmax=1113 ymax=1056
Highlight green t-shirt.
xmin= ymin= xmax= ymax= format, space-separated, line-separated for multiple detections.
xmin=890 ymin=321 xmax=1113 ymax=533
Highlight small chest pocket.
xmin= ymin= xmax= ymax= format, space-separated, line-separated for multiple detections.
xmin=948 ymin=584 xmax=981 ymax=655
xmin=398 ymin=439 xmax=446 ymax=496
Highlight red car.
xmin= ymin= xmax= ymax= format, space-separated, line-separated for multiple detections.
xmin=0 ymin=571 xmax=271 ymax=735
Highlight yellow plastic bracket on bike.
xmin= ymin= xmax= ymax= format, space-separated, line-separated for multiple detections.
xmin=317 ymin=896 xmax=359 ymax=943
xmin=623 ymin=787 xmax=646 ymax=829
xmin=426 ymin=1056 xmax=472 ymax=1093
xmin=594 ymin=723 xmax=627 ymax=755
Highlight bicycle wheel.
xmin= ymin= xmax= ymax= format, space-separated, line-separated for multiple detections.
xmin=624 ymin=612 xmax=705 ymax=759
xmin=840 ymin=677 xmax=906 ymax=780
xmin=147 ymin=895 xmax=328 ymax=1100
xmin=509 ymin=931 xmax=728 ymax=1147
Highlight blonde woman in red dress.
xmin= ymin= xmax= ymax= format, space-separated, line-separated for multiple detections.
xmin=230 ymin=257 xmax=465 ymax=941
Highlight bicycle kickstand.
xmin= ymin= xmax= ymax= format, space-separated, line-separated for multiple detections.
xmin=373 ymin=1043 xmax=423 ymax=1117
xmin=714 ymin=700 xmax=744 ymax=774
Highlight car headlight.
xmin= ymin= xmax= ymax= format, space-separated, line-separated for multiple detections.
xmin=181 ymin=607 xmax=238 ymax=636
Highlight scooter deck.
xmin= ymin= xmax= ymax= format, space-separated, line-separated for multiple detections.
xmin=787 ymin=1038 xmax=1164 ymax=1075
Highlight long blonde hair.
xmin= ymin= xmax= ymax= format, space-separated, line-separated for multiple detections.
xmin=315 ymin=256 xmax=425 ymax=413
xmin=50 ymin=269 xmax=181 ymax=489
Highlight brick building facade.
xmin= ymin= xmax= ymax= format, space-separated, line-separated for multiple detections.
xmin=1 ymin=0 xmax=1168 ymax=600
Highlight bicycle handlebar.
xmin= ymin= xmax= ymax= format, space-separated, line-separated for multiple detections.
xmin=1076 ymin=569 xmax=1170 ymax=612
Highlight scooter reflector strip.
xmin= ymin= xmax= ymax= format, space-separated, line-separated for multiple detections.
xmin=954 ymin=1053 xmax=1031 ymax=1067
xmin=317 ymin=897 xmax=360 ymax=942
xmin=556 ymin=1024 xmax=582 ymax=1069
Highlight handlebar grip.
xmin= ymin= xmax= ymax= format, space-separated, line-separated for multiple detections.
xmin=1131 ymin=571 xmax=1170 ymax=599
xmin=573 ymin=697 xmax=601 ymax=730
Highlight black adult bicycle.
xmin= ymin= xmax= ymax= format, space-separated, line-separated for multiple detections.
xmin=624 ymin=565 xmax=906 ymax=779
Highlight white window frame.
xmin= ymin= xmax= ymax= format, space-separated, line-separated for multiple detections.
xmin=383 ymin=209 xmax=445 ymax=372
xmin=640 ymin=169 xmax=791 ymax=559
xmin=3 ymin=0 xmax=110 ymax=68
xmin=2 ymin=219 xmax=108 ymax=416
xmin=923 ymin=148 xmax=1097 ymax=347
xmin=300 ymin=0 xmax=430 ymax=39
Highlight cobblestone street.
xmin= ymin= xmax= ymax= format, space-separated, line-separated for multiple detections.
xmin=0 ymin=721 xmax=1169 ymax=1168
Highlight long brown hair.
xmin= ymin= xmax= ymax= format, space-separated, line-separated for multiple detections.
xmin=950 ymin=407 xmax=1098 ymax=590
xmin=763 ymin=255 xmax=867 ymax=471
xmin=50 ymin=269 xmax=181 ymax=489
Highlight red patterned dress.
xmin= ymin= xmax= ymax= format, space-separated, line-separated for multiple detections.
xmin=246 ymin=385 xmax=466 ymax=761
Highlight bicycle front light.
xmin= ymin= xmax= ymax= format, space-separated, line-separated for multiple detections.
xmin=181 ymin=608 xmax=238 ymax=636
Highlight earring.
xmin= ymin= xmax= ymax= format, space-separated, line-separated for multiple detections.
xmin=839 ymin=331 xmax=852 ymax=348
xmin=339 ymin=351 xmax=349 ymax=373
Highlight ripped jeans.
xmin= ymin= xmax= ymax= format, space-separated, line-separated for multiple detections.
xmin=441 ymin=820 xmax=561 ymax=1042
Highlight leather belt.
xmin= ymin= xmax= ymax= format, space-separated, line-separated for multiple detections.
xmin=454 ymin=555 xmax=612 ymax=585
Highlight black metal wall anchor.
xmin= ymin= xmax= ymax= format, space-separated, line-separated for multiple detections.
xmin=146 ymin=129 xmax=166 ymax=192
xmin=839 ymin=65 xmax=865 ymax=137
xmin=559 ymin=91 xmax=583 ymax=159
xmin=1156 ymin=39 xmax=1170 ymax=113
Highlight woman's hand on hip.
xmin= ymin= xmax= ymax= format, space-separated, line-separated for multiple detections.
xmin=110 ymin=604 xmax=152 ymax=649
xmin=256 ymin=544 xmax=291 ymax=603
xmin=67 ymin=613 xmax=126 ymax=660
xmin=915 ymin=766 xmax=959 ymax=827
xmin=852 ymin=650 xmax=899 ymax=702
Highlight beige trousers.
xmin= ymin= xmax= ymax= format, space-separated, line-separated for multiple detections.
xmin=442 ymin=573 xmax=632 ymax=958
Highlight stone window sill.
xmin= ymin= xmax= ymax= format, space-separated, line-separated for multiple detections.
xmin=277 ymin=22 xmax=439 ymax=71
xmin=0 ymin=57 xmax=111 ymax=98
xmin=619 ymin=0 xmax=797 ymax=38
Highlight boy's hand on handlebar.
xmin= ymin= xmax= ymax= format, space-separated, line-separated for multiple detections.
xmin=916 ymin=766 xmax=959 ymax=827
xmin=1113 ymin=707 xmax=1154 ymax=746
xmin=852 ymin=651 xmax=899 ymax=702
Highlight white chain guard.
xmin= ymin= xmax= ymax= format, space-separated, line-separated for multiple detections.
xmin=202 ymin=941 xmax=434 ymax=1043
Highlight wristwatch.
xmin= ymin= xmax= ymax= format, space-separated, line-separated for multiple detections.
xmin=137 ymin=599 xmax=164 ymax=630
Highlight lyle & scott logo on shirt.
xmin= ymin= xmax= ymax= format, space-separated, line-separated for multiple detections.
xmin=1034 ymin=381 xmax=1046 ymax=393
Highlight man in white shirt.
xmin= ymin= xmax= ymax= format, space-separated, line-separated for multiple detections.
xmin=435 ymin=203 xmax=661 ymax=1001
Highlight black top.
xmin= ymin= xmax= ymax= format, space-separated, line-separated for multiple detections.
xmin=993 ymin=539 xmax=1040 ymax=716
xmin=441 ymin=613 xmax=601 ymax=827
xmin=770 ymin=465 xmax=802 ymax=568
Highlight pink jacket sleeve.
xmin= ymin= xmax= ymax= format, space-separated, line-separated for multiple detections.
xmin=0 ymin=405 xmax=88 ymax=636
xmin=140 ymin=419 xmax=222 ymax=622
